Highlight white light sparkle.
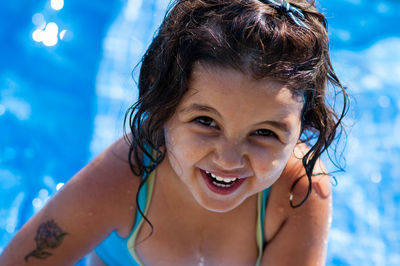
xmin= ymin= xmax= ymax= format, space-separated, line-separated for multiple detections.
xmin=32 ymin=29 xmax=43 ymax=42
xmin=51 ymin=0 xmax=64 ymax=11
xmin=59 ymin=29 xmax=67 ymax=40
xmin=42 ymin=22 xmax=59 ymax=46
xmin=56 ymin=182 xmax=65 ymax=191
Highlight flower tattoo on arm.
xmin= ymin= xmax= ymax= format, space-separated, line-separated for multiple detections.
xmin=24 ymin=219 xmax=68 ymax=262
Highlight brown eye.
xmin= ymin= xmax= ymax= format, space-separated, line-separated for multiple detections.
xmin=253 ymin=129 xmax=277 ymax=138
xmin=193 ymin=116 xmax=217 ymax=128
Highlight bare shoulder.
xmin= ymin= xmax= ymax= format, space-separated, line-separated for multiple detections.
xmin=80 ymin=135 xmax=141 ymax=203
xmin=69 ymin=135 xmax=141 ymax=233
xmin=262 ymin=143 xmax=332 ymax=265
xmin=0 ymin=136 xmax=140 ymax=265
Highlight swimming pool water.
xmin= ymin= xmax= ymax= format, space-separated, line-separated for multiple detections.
xmin=1 ymin=0 xmax=400 ymax=265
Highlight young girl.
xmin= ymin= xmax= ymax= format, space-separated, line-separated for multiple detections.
xmin=0 ymin=0 xmax=348 ymax=265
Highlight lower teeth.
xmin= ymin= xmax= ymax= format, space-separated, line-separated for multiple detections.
xmin=212 ymin=181 xmax=233 ymax=188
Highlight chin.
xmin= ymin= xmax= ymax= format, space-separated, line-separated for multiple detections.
xmin=194 ymin=193 xmax=246 ymax=213
xmin=200 ymin=203 xmax=238 ymax=213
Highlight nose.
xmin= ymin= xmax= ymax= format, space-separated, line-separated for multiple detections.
xmin=212 ymin=140 xmax=246 ymax=170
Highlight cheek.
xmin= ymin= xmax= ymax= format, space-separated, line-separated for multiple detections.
xmin=260 ymin=159 xmax=283 ymax=172
xmin=164 ymin=126 xmax=209 ymax=164
xmin=253 ymin=147 xmax=293 ymax=178
xmin=257 ymin=159 xmax=286 ymax=178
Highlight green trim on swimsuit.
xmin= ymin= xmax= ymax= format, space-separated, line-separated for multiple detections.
xmin=256 ymin=191 xmax=263 ymax=266
xmin=127 ymin=169 xmax=156 ymax=266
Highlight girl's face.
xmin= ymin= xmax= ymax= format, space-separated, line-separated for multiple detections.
xmin=164 ymin=63 xmax=303 ymax=212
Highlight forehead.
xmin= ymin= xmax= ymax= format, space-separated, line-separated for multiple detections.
xmin=182 ymin=63 xmax=303 ymax=118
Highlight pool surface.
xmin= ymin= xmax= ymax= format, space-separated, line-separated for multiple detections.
xmin=1 ymin=0 xmax=400 ymax=265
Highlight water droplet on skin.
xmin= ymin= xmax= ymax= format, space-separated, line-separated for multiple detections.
xmin=198 ymin=256 xmax=205 ymax=266
xmin=88 ymin=212 xmax=93 ymax=216
xmin=129 ymin=206 xmax=134 ymax=210
xmin=272 ymin=160 xmax=279 ymax=167
xmin=127 ymin=190 xmax=132 ymax=194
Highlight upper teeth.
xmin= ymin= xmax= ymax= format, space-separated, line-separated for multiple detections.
xmin=206 ymin=171 xmax=238 ymax=183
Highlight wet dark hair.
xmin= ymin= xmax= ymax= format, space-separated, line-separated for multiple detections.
xmin=124 ymin=0 xmax=348 ymax=226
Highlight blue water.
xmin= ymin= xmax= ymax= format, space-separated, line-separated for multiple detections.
xmin=1 ymin=0 xmax=399 ymax=265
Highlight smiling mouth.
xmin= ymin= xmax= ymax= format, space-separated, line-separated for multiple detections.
xmin=200 ymin=169 xmax=245 ymax=195
xmin=205 ymin=171 xmax=239 ymax=187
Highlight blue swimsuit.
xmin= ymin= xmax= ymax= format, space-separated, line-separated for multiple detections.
xmin=94 ymin=154 xmax=270 ymax=265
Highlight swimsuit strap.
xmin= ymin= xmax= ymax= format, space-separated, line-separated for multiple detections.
xmin=131 ymin=148 xmax=154 ymax=232
xmin=255 ymin=187 xmax=271 ymax=266
xmin=126 ymin=170 xmax=156 ymax=265
xmin=261 ymin=187 xmax=271 ymax=242
xmin=126 ymin=148 xmax=157 ymax=266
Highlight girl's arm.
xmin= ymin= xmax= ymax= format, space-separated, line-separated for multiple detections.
xmin=0 ymin=137 xmax=139 ymax=266
xmin=262 ymin=144 xmax=332 ymax=266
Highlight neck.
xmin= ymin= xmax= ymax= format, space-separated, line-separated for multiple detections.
xmin=155 ymin=157 xmax=210 ymax=217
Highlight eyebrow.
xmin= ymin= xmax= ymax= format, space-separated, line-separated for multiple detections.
xmin=180 ymin=103 xmax=221 ymax=117
xmin=180 ymin=103 xmax=291 ymax=133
